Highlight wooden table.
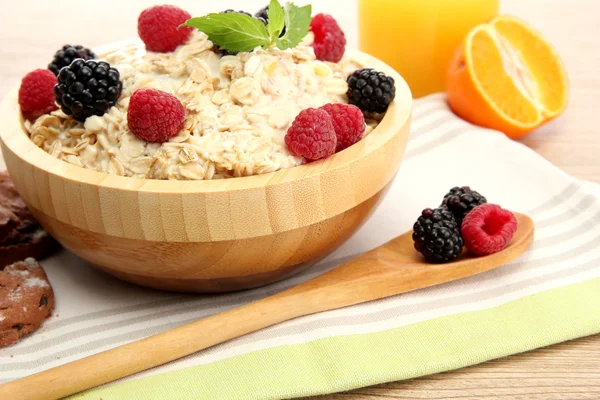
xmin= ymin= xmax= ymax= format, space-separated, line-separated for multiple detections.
xmin=0 ymin=0 xmax=598 ymax=399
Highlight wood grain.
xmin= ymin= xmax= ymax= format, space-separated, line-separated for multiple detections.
xmin=0 ymin=214 xmax=533 ymax=400
xmin=0 ymin=0 xmax=597 ymax=397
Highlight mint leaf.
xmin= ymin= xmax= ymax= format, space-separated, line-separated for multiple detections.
xmin=276 ymin=3 xmax=312 ymax=50
xmin=267 ymin=0 xmax=285 ymax=42
xmin=184 ymin=13 xmax=270 ymax=53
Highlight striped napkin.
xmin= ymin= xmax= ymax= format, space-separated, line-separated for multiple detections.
xmin=2 ymin=94 xmax=599 ymax=400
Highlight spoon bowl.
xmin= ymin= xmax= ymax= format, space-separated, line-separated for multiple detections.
xmin=0 ymin=213 xmax=534 ymax=400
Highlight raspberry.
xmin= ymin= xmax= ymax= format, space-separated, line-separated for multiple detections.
xmin=285 ymin=109 xmax=337 ymax=161
xmin=138 ymin=5 xmax=194 ymax=53
xmin=462 ymin=204 xmax=518 ymax=256
xmin=310 ymin=14 xmax=346 ymax=63
xmin=320 ymin=104 xmax=365 ymax=151
xmin=18 ymin=69 xmax=58 ymax=120
xmin=127 ymin=89 xmax=185 ymax=143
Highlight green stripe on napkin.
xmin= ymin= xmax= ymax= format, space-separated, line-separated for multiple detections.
xmin=70 ymin=276 xmax=600 ymax=400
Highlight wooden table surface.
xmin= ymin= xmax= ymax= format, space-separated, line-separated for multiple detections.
xmin=1 ymin=0 xmax=598 ymax=399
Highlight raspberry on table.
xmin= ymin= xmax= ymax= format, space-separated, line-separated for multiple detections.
xmin=127 ymin=89 xmax=186 ymax=143
xmin=413 ymin=207 xmax=464 ymax=263
xmin=285 ymin=108 xmax=337 ymax=161
xmin=48 ymin=45 xmax=96 ymax=76
xmin=18 ymin=69 xmax=58 ymax=120
xmin=442 ymin=186 xmax=487 ymax=225
xmin=138 ymin=5 xmax=194 ymax=53
xmin=347 ymin=68 xmax=396 ymax=113
xmin=320 ymin=104 xmax=365 ymax=152
xmin=310 ymin=13 xmax=346 ymax=63
xmin=55 ymin=59 xmax=122 ymax=122
xmin=461 ymin=204 xmax=518 ymax=256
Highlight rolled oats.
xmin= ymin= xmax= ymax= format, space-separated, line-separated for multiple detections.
xmin=25 ymin=34 xmax=375 ymax=180
xmin=230 ymin=77 xmax=258 ymax=106
xmin=178 ymin=162 xmax=205 ymax=180
xmin=31 ymin=135 xmax=45 ymax=147
xmin=107 ymin=157 xmax=126 ymax=176
xmin=211 ymin=89 xmax=231 ymax=105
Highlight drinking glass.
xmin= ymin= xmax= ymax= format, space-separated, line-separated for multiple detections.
xmin=359 ymin=0 xmax=500 ymax=98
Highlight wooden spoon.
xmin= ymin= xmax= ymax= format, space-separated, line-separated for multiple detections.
xmin=0 ymin=213 xmax=534 ymax=400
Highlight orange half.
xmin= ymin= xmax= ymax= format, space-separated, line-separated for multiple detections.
xmin=447 ymin=15 xmax=569 ymax=139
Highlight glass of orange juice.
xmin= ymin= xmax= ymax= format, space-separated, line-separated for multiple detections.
xmin=359 ymin=0 xmax=500 ymax=98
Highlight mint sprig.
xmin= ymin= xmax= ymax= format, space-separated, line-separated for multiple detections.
xmin=184 ymin=13 xmax=270 ymax=53
xmin=267 ymin=0 xmax=285 ymax=42
xmin=184 ymin=0 xmax=311 ymax=53
xmin=276 ymin=3 xmax=312 ymax=50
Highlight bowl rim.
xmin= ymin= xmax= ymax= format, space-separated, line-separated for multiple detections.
xmin=0 ymin=47 xmax=411 ymax=195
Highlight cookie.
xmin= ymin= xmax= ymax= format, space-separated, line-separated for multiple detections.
xmin=0 ymin=258 xmax=55 ymax=347
xmin=0 ymin=221 xmax=61 ymax=267
xmin=0 ymin=207 xmax=20 ymax=243
xmin=0 ymin=170 xmax=60 ymax=265
xmin=0 ymin=171 xmax=33 ymax=221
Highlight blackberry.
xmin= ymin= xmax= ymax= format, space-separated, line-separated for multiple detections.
xmin=347 ymin=68 xmax=396 ymax=113
xmin=48 ymin=45 xmax=96 ymax=76
xmin=413 ymin=207 xmax=464 ymax=263
xmin=54 ymin=59 xmax=122 ymax=122
xmin=255 ymin=6 xmax=285 ymax=35
xmin=441 ymin=186 xmax=487 ymax=225
xmin=255 ymin=6 xmax=269 ymax=23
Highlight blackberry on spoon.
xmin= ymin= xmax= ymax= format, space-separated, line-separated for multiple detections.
xmin=412 ymin=207 xmax=464 ymax=263
xmin=442 ymin=186 xmax=487 ymax=225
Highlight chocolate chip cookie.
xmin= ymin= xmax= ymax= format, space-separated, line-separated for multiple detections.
xmin=0 ymin=258 xmax=55 ymax=347
xmin=0 ymin=171 xmax=60 ymax=265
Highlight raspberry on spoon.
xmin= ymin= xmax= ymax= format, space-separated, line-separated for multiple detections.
xmin=462 ymin=204 xmax=518 ymax=256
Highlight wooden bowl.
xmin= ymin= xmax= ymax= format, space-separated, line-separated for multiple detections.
xmin=0 ymin=50 xmax=412 ymax=293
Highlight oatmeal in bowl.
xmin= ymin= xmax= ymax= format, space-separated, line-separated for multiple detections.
xmin=21 ymin=3 xmax=396 ymax=181
xmin=2 ymin=1 xmax=409 ymax=292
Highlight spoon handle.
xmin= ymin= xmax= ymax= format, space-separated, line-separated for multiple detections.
xmin=0 ymin=214 xmax=533 ymax=400
xmin=0 ymin=246 xmax=408 ymax=400
xmin=0 ymin=295 xmax=304 ymax=400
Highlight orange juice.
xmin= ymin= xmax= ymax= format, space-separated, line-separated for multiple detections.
xmin=359 ymin=0 xmax=500 ymax=98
